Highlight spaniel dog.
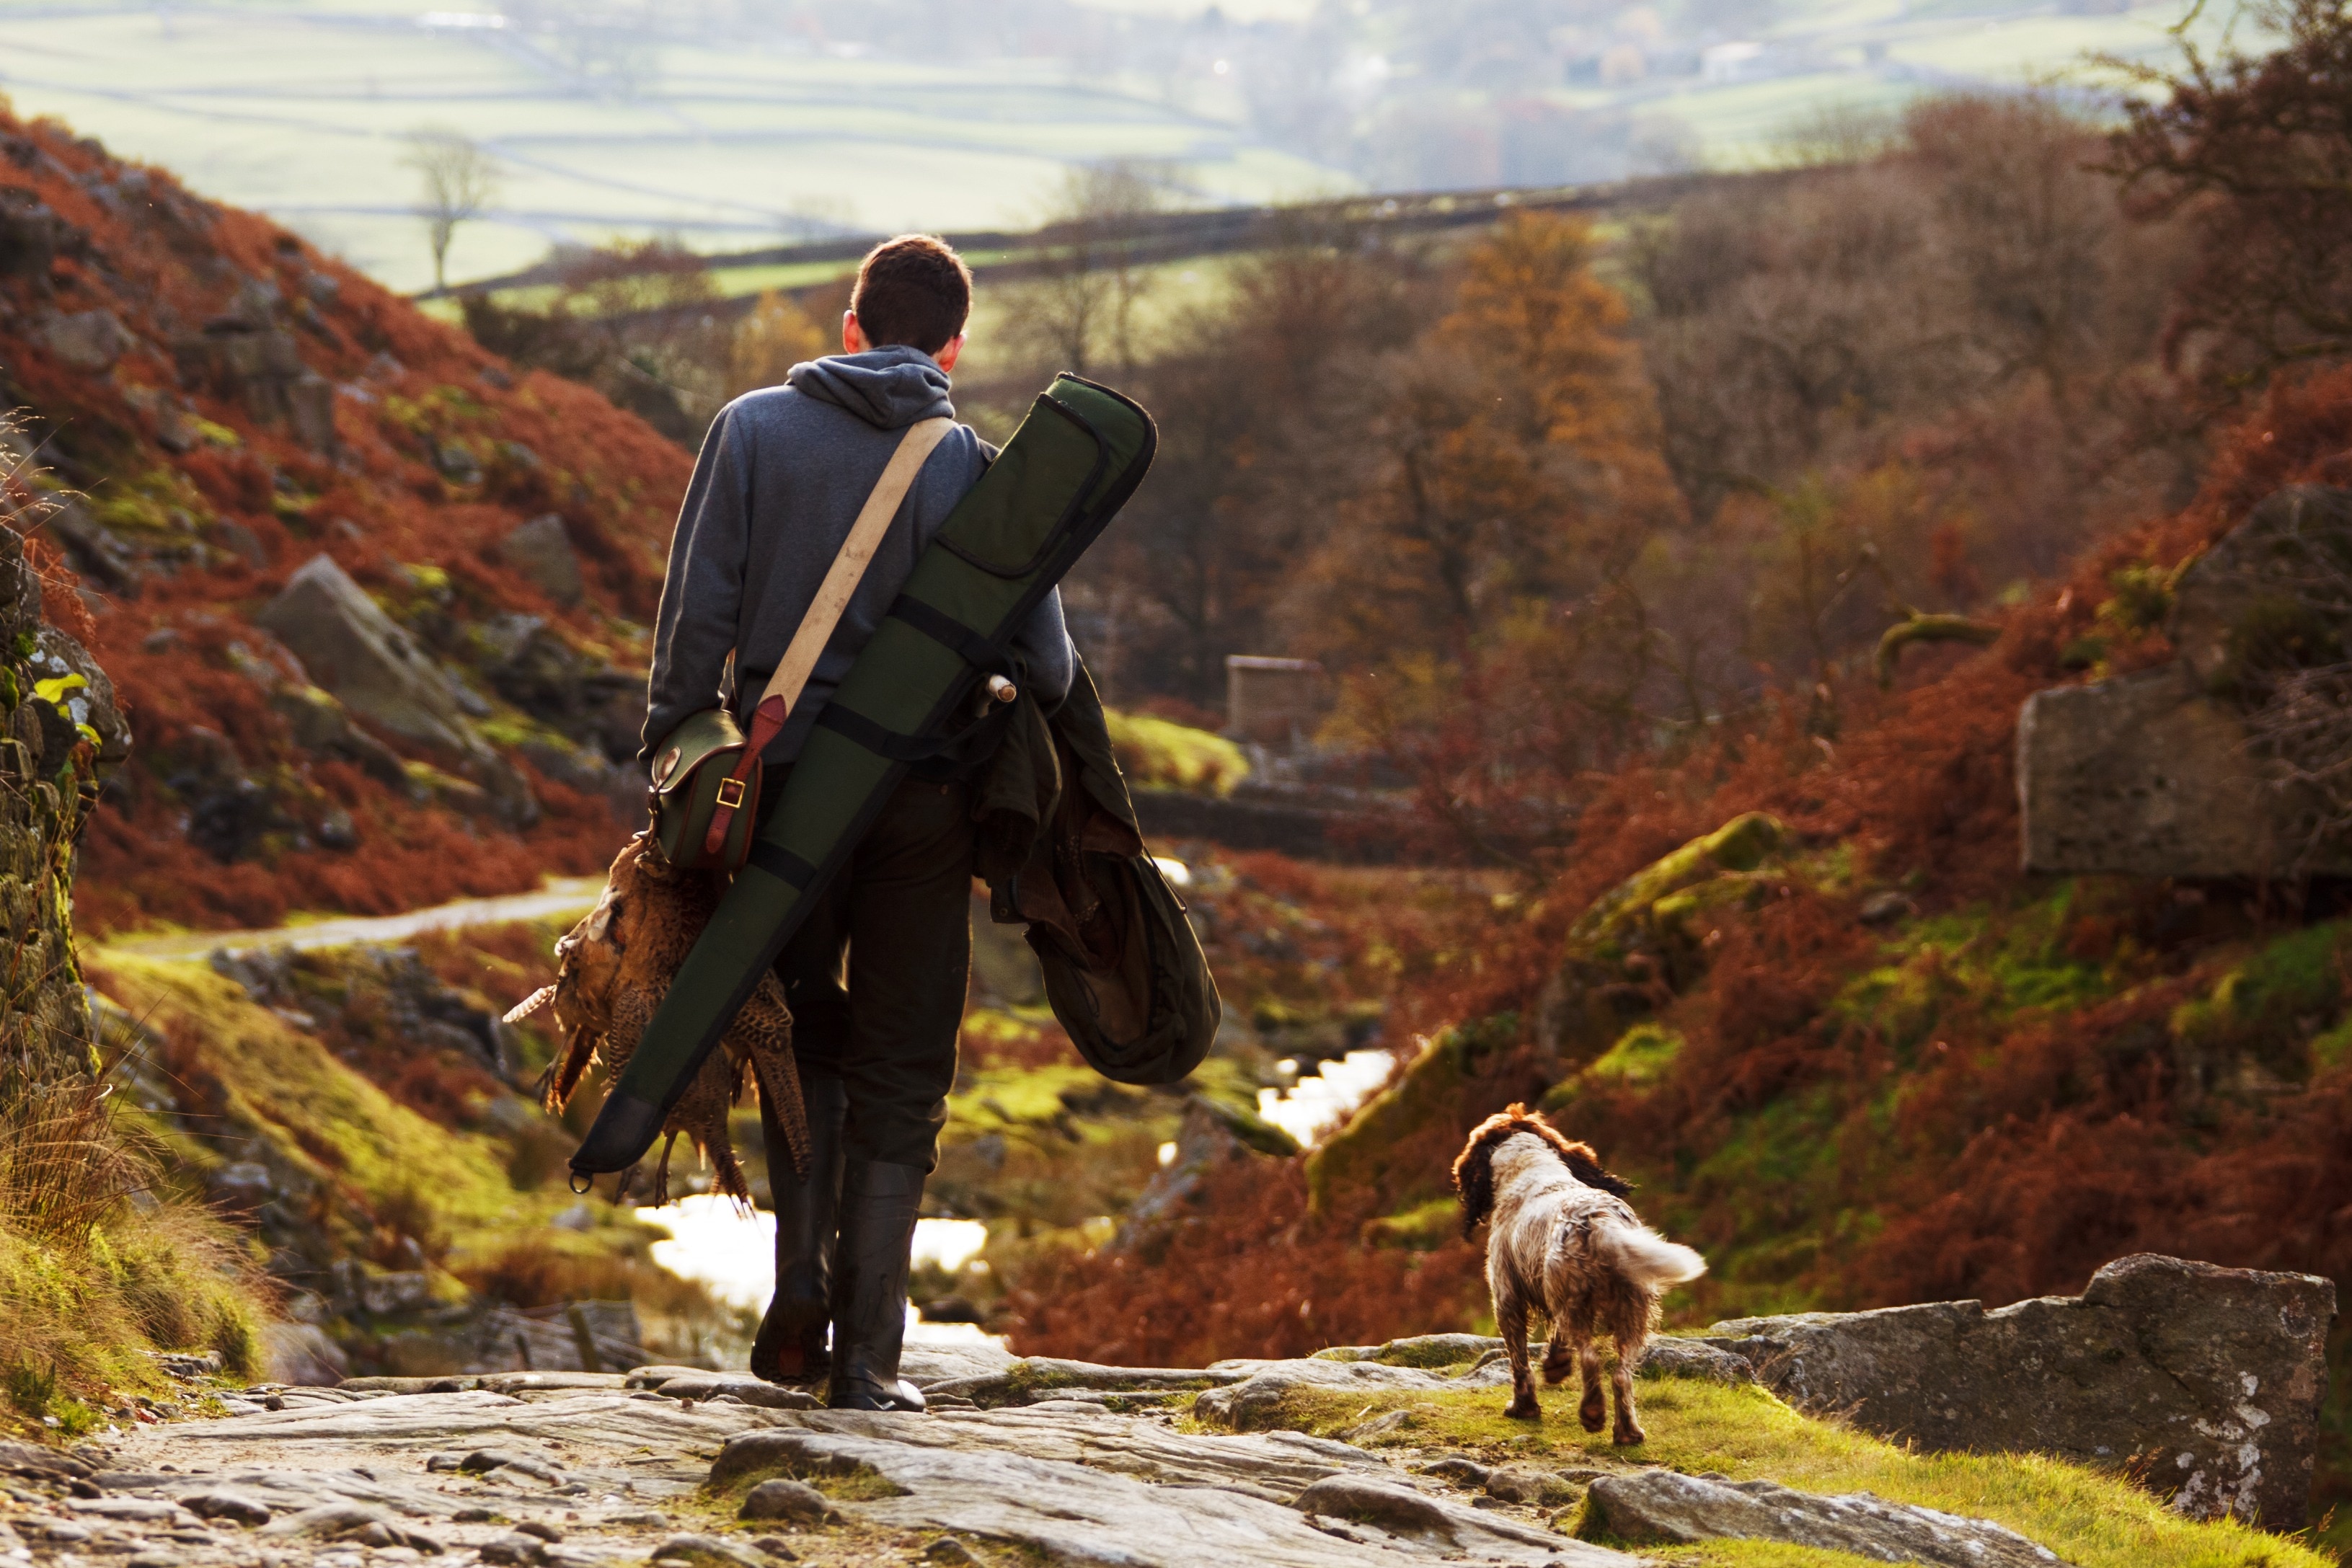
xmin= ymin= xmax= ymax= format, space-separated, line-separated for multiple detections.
xmin=1452 ymin=1104 xmax=1705 ymax=1442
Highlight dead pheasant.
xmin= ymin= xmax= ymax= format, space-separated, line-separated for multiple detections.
xmin=505 ymin=833 xmax=808 ymax=1204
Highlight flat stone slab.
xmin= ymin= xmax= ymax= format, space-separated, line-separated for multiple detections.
xmin=709 ymin=1420 xmax=1630 ymax=1567
xmin=65 ymin=1375 xmax=1643 ymax=1568
xmin=1584 ymin=1470 xmax=2062 ymax=1567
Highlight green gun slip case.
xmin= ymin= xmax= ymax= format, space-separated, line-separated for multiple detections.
xmin=570 ymin=373 xmax=1158 ymax=1182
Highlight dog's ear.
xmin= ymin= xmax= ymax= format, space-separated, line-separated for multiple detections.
xmin=1452 ymin=1110 xmax=1521 ymax=1239
xmin=1561 ymin=1148 xmax=1635 ymax=1198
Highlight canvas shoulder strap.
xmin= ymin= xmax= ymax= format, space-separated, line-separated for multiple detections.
xmin=696 ymin=415 xmax=953 ymax=859
xmin=756 ymin=415 xmax=955 ymax=720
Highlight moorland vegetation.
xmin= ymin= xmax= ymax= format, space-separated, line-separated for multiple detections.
xmin=1 ymin=0 xmax=2351 ymax=1547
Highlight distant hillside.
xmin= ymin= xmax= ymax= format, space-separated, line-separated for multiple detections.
xmin=0 ymin=106 xmax=686 ymax=934
xmin=0 ymin=0 xmax=2232 ymax=293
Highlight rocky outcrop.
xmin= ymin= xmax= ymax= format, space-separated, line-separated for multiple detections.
xmin=174 ymin=280 xmax=337 ymax=455
xmin=498 ymin=514 xmax=587 ymax=607
xmin=0 ymin=521 xmax=129 ymax=1091
xmin=258 ymin=554 xmax=485 ymax=756
xmin=2019 ymin=484 xmax=2352 ymax=877
xmin=1701 ymin=1253 xmax=2335 ymax=1527
xmin=1582 ymin=1471 xmax=2061 ymax=1565
xmin=256 ymin=554 xmax=534 ymax=824
xmin=2016 ymin=670 xmax=2293 ymax=874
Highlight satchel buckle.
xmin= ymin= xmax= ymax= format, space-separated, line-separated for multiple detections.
xmin=715 ymin=776 xmax=748 ymax=810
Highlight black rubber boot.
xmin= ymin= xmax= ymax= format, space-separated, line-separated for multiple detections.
xmin=826 ymin=1159 xmax=928 ymax=1412
xmin=749 ymin=1074 xmax=846 ymax=1384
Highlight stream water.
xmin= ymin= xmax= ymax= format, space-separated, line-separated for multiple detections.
xmin=644 ymin=1048 xmax=1400 ymax=1322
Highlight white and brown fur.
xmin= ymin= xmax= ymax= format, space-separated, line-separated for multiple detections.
xmin=1451 ymin=1104 xmax=1705 ymax=1441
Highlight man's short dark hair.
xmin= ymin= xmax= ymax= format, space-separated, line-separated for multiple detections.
xmin=851 ymin=234 xmax=972 ymax=356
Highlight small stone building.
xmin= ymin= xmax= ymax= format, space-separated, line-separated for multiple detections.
xmin=1225 ymin=655 xmax=1326 ymax=748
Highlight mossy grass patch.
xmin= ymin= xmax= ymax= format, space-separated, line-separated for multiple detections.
xmin=1229 ymin=1380 xmax=2333 ymax=1568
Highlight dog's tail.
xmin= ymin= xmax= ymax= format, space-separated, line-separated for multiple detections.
xmin=1596 ymin=1216 xmax=1707 ymax=1288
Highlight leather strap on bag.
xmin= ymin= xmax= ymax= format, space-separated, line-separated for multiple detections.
xmin=701 ymin=415 xmax=955 ymax=856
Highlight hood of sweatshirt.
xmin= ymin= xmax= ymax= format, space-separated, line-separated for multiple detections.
xmin=785 ymin=345 xmax=955 ymax=430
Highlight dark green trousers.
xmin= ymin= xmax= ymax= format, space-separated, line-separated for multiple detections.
xmin=760 ymin=774 xmax=972 ymax=1171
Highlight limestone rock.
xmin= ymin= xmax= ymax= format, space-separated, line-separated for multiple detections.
xmin=36 ymin=308 xmax=132 ymax=371
xmin=1702 ymin=1253 xmax=2335 ymax=1526
xmin=2019 ymin=484 xmax=2352 ymax=877
xmin=2170 ymin=484 xmax=2352 ymax=689
xmin=262 ymin=1321 xmax=350 ymax=1388
xmin=177 ymin=1489 xmax=273 ymax=1525
xmin=1635 ymin=1337 xmax=1753 ymax=1383
xmin=257 ymin=554 xmax=481 ymax=756
xmin=652 ymin=1375 xmax=822 ymax=1411
xmin=1482 ymin=1463 xmax=1580 ymax=1506
xmin=1582 ymin=1470 xmax=2061 ymax=1566
xmin=266 ymin=683 xmax=406 ymax=785
xmin=1193 ymin=1358 xmax=1465 ymax=1429
xmin=256 ymin=554 xmax=534 ymax=823
xmin=498 ymin=514 xmax=587 ymax=607
xmin=738 ymin=1476 xmax=833 ymax=1523
xmin=711 ymin=1419 xmax=1632 ymax=1566
xmin=2015 ymin=668 xmax=2334 ymax=875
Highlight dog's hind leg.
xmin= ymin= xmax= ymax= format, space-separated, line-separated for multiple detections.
xmin=1576 ymin=1334 xmax=1607 ymax=1432
xmin=1496 ymin=1282 xmax=1540 ymax=1421
xmin=1542 ymin=1326 xmax=1574 ymax=1386
xmin=1607 ymin=1288 xmax=1653 ymax=1445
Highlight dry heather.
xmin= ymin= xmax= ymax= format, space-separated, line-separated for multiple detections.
xmin=0 ymin=105 xmax=690 ymax=934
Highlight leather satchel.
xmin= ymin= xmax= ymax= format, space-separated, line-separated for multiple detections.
xmin=646 ymin=415 xmax=953 ymax=872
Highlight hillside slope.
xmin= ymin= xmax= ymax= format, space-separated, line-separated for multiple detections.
xmin=0 ymin=107 xmax=687 ymax=934
xmin=1012 ymin=363 xmax=2352 ymax=1543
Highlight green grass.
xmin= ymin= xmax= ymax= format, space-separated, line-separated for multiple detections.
xmin=1219 ymin=1380 xmax=2332 ymax=1568
xmin=92 ymin=955 xmax=609 ymax=1265
xmin=1104 ymin=708 xmax=1250 ymax=796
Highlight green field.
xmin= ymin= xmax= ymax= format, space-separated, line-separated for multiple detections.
xmin=0 ymin=0 xmax=2242 ymax=296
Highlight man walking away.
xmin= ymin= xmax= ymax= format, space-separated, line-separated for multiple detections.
xmin=642 ymin=236 xmax=1074 ymax=1411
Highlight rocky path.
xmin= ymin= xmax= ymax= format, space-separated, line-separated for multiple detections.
xmin=0 ymin=1345 xmax=1653 ymax=1568
xmin=0 ymin=1259 xmax=2322 ymax=1567
xmin=0 ymin=1329 xmax=2137 ymax=1568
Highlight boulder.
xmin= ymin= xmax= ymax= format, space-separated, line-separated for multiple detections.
xmin=1702 ymin=1253 xmax=2335 ymax=1526
xmin=36 ymin=308 xmax=131 ymax=371
xmin=2170 ymin=484 xmax=2352 ymax=691
xmin=1581 ymin=1471 xmax=2061 ymax=1566
xmin=738 ymin=1477 xmax=834 ymax=1524
xmin=257 ymin=554 xmax=480 ymax=755
xmin=2018 ymin=484 xmax=2352 ymax=877
xmin=262 ymin=1322 xmax=350 ymax=1389
xmin=498 ymin=514 xmax=587 ymax=607
xmin=2015 ymin=669 xmax=2332 ymax=875
xmin=256 ymin=554 xmax=533 ymax=823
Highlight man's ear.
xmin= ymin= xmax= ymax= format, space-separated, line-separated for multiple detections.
xmin=935 ymin=333 xmax=964 ymax=373
xmin=841 ymin=309 xmax=867 ymax=354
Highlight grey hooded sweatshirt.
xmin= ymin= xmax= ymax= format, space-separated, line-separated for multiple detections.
xmin=641 ymin=345 xmax=1074 ymax=765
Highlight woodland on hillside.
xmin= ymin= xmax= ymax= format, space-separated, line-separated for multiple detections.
xmin=472 ymin=73 xmax=2239 ymax=861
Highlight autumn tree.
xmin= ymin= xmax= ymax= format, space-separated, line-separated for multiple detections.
xmin=2108 ymin=0 xmax=2352 ymax=407
xmin=729 ymin=290 xmax=830 ymax=400
xmin=1068 ymin=222 xmax=1445 ymax=699
xmin=1299 ymin=213 xmax=1684 ymax=861
xmin=1302 ymin=212 xmax=1679 ymax=665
